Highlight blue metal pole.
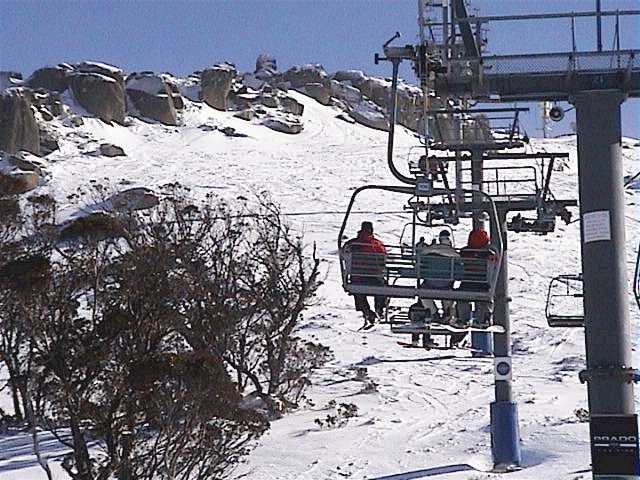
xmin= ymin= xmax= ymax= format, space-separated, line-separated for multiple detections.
xmin=490 ymin=211 xmax=521 ymax=468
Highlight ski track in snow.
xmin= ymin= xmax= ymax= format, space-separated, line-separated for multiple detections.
xmin=1 ymin=92 xmax=639 ymax=479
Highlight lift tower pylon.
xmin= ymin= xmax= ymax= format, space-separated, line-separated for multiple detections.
xmin=575 ymin=91 xmax=634 ymax=414
xmin=429 ymin=6 xmax=640 ymax=478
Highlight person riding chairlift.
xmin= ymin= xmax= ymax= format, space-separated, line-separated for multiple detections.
xmin=417 ymin=230 xmax=460 ymax=324
xmin=344 ymin=221 xmax=387 ymax=323
xmin=456 ymin=228 xmax=497 ymax=331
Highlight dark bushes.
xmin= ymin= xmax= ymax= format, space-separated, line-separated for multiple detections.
xmin=0 ymin=188 xmax=326 ymax=480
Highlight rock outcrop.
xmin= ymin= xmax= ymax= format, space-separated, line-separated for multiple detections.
xmin=0 ymin=152 xmax=41 ymax=195
xmin=0 ymin=72 xmax=23 ymax=90
xmin=26 ymin=65 xmax=71 ymax=92
xmin=0 ymin=89 xmax=40 ymax=155
xmin=302 ymin=82 xmax=331 ymax=106
xmin=59 ymin=212 xmax=125 ymax=241
xmin=262 ymin=115 xmax=303 ymax=134
xmin=6 ymin=152 xmax=45 ymax=176
xmin=234 ymin=109 xmax=254 ymax=121
xmin=39 ymin=128 xmax=59 ymax=155
xmin=200 ymin=64 xmax=236 ymax=111
xmin=126 ymin=72 xmax=178 ymax=125
xmin=108 ymin=187 xmax=159 ymax=211
xmin=283 ymin=64 xmax=327 ymax=88
xmin=329 ymin=80 xmax=361 ymax=104
xmin=4 ymin=57 xmax=434 ymax=139
xmin=0 ymin=170 xmax=39 ymax=195
xmin=32 ymin=89 xmax=64 ymax=121
xmin=348 ymin=102 xmax=389 ymax=131
xmin=164 ymin=80 xmax=184 ymax=110
xmin=255 ymin=54 xmax=277 ymax=80
xmin=330 ymin=70 xmax=423 ymax=132
xmin=280 ymin=96 xmax=304 ymax=116
xmin=70 ymin=62 xmax=126 ymax=123
xmin=333 ymin=70 xmax=366 ymax=87
xmin=99 ymin=143 xmax=126 ymax=157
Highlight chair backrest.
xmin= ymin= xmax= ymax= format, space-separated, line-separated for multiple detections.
xmin=417 ymin=254 xmax=464 ymax=288
xmin=460 ymin=258 xmax=489 ymax=282
xmin=459 ymin=250 xmax=492 ymax=284
xmin=350 ymin=252 xmax=386 ymax=278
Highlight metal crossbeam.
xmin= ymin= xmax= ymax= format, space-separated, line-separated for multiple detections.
xmin=456 ymin=9 xmax=640 ymax=23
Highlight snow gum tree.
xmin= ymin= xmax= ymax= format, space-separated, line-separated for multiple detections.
xmin=0 ymin=186 xmax=328 ymax=480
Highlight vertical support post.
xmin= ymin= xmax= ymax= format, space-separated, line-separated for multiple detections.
xmin=574 ymin=91 xmax=635 ymax=479
xmin=442 ymin=0 xmax=449 ymax=61
xmin=571 ymin=15 xmax=577 ymax=54
xmin=470 ymin=148 xmax=492 ymax=354
xmin=490 ymin=210 xmax=521 ymax=469
xmin=475 ymin=21 xmax=482 ymax=55
xmin=615 ymin=10 xmax=621 ymax=68
xmin=455 ymin=150 xmax=463 ymax=207
xmin=471 ymin=149 xmax=484 ymax=230
xmin=596 ymin=0 xmax=603 ymax=52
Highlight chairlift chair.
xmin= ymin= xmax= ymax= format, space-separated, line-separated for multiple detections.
xmin=545 ymin=274 xmax=584 ymax=327
xmin=338 ymin=185 xmax=504 ymax=305
xmin=507 ymin=212 xmax=556 ymax=234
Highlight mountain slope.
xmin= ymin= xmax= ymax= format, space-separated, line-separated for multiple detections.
xmin=1 ymin=91 xmax=639 ymax=480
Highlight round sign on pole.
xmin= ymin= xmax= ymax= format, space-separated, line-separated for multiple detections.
xmin=494 ymin=357 xmax=512 ymax=381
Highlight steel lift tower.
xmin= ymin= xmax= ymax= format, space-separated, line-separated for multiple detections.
xmin=374 ymin=0 xmax=577 ymax=471
xmin=424 ymin=3 xmax=640 ymax=478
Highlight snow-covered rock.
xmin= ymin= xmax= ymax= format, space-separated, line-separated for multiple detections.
xmin=280 ymin=95 xmax=304 ymax=116
xmin=301 ymin=82 xmax=332 ymax=106
xmin=0 ymin=154 xmax=40 ymax=195
xmin=348 ymin=101 xmax=389 ymax=131
xmin=200 ymin=63 xmax=237 ymax=111
xmin=70 ymin=71 xmax=126 ymax=124
xmin=75 ymin=61 xmax=124 ymax=81
xmin=126 ymin=72 xmax=178 ymax=125
xmin=333 ymin=69 xmax=367 ymax=87
xmin=0 ymin=71 xmax=23 ymax=91
xmin=174 ymin=75 xmax=200 ymax=103
xmin=99 ymin=143 xmax=126 ymax=157
xmin=283 ymin=64 xmax=328 ymax=88
xmin=26 ymin=65 xmax=72 ymax=92
xmin=108 ymin=187 xmax=159 ymax=211
xmin=262 ymin=115 xmax=303 ymax=134
xmin=329 ymin=79 xmax=362 ymax=104
xmin=0 ymin=88 xmax=40 ymax=155
xmin=255 ymin=53 xmax=277 ymax=80
xmin=5 ymin=151 xmax=46 ymax=176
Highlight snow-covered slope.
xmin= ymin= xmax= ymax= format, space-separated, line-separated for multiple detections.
xmin=1 ymin=92 xmax=639 ymax=480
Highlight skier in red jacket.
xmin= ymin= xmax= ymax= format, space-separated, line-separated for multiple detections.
xmin=344 ymin=221 xmax=387 ymax=323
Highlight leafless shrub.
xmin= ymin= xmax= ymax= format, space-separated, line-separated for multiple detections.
xmin=314 ymin=402 xmax=359 ymax=429
xmin=0 ymin=186 xmax=327 ymax=480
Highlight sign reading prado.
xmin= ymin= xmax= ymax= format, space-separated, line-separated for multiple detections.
xmin=590 ymin=414 xmax=639 ymax=477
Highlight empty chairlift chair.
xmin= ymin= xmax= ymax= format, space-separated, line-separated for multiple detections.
xmin=545 ymin=274 xmax=584 ymax=327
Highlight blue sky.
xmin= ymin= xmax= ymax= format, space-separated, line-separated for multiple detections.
xmin=1 ymin=0 xmax=638 ymax=138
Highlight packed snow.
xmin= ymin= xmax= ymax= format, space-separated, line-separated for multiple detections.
xmin=1 ymin=91 xmax=639 ymax=480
